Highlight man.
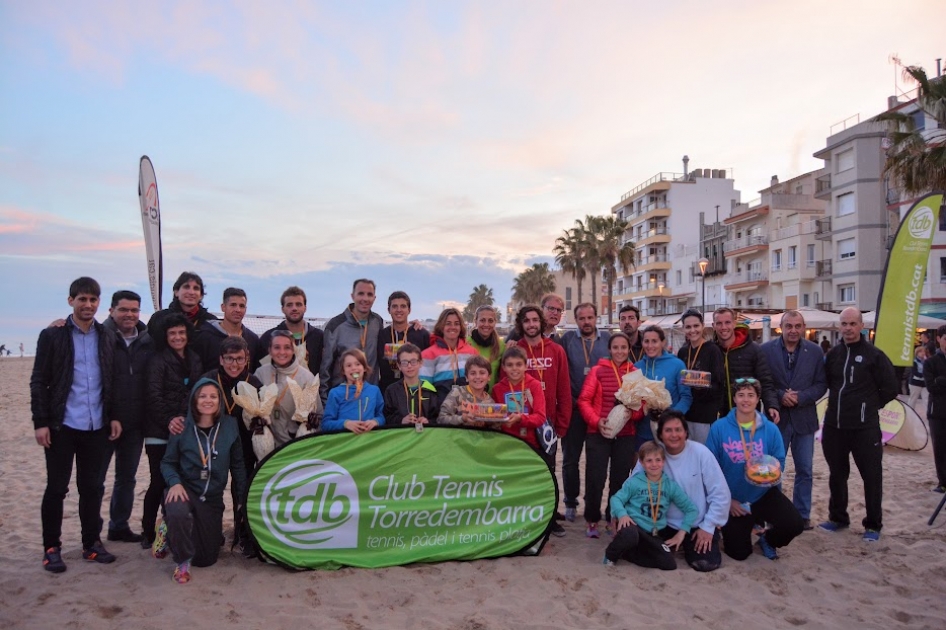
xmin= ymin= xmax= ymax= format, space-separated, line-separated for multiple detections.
xmin=193 ymin=287 xmax=261 ymax=373
xmin=619 ymin=305 xmax=645 ymax=363
xmin=101 ymin=290 xmax=154 ymax=543
xmin=320 ymin=279 xmax=385 ymax=401
xmin=515 ymin=305 xmax=572 ymax=537
xmin=30 ymin=277 xmax=118 ymax=572
xmin=712 ymin=307 xmax=779 ymax=421
xmin=377 ymin=291 xmax=430 ymax=392
xmin=760 ymin=310 xmax=826 ymax=530
xmin=923 ymin=326 xmax=946 ymax=494
xmin=259 ymin=286 xmax=324 ymax=376
xmin=821 ymin=307 xmax=897 ymax=541
xmin=507 ymin=294 xmax=565 ymax=345
xmin=560 ymin=302 xmax=610 ymax=522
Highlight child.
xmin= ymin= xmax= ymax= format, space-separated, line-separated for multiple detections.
xmin=321 ymin=349 xmax=385 ymax=433
xmin=439 ymin=355 xmax=495 ymax=426
xmin=491 ymin=346 xmax=546 ymax=448
xmin=383 ymin=344 xmax=441 ymax=426
xmin=604 ymin=441 xmax=698 ymax=570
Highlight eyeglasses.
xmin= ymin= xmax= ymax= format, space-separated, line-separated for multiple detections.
xmin=116 ymin=307 xmax=140 ymax=314
xmin=543 ymin=306 xmax=564 ymax=314
xmin=734 ymin=378 xmax=759 ymax=385
xmin=222 ymin=355 xmax=248 ymax=365
xmin=398 ymin=359 xmax=420 ymax=367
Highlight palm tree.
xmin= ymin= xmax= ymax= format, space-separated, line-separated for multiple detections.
xmin=575 ymin=214 xmax=603 ymax=302
xmin=593 ymin=215 xmax=635 ymax=324
xmin=512 ymin=263 xmax=556 ymax=308
xmin=463 ymin=284 xmax=495 ymax=322
xmin=553 ymin=227 xmax=587 ymax=303
xmin=875 ymin=65 xmax=946 ymax=196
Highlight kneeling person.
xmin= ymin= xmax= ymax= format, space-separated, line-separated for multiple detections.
xmin=384 ymin=344 xmax=440 ymax=427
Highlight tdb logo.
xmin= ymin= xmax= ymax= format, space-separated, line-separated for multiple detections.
xmin=259 ymin=460 xmax=359 ymax=549
xmin=908 ymin=207 xmax=935 ymax=239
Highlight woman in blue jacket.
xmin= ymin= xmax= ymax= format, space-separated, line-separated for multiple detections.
xmin=635 ymin=325 xmax=692 ymax=447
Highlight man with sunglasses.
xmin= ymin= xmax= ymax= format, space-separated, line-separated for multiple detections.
xmin=761 ymin=310 xmax=827 ymax=530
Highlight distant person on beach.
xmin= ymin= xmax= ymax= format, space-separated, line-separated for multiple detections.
xmin=192 ymin=287 xmax=260 ymax=373
xmin=258 ymin=286 xmax=324 ymax=377
xmin=378 ymin=291 xmax=431 ymax=392
xmin=506 ymin=294 xmax=565 ymax=345
xmin=0 ymin=344 xmax=6 ymax=357
xmin=908 ymin=345 xmax=928 ymax=410
xmin=147 ymin=272 xmax=217 ymax=350
xmin=923 ymin=325 xmax=946 ymax=494
xmin=820 ymin=336 xmax=831 ymax=355
xmin=320 ymin=279 xmax=384 ymax=402
xmin=31 ymin=277 xmax=119 ymax=572
xmin=20 ymin=342 xmax=25 ymax=357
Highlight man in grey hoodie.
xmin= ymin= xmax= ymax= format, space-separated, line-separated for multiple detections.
xmin=320 ymin=279 xmax=385 ymax=402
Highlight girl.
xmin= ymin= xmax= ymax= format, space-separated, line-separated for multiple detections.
xmin=322 ymin=349 xmax=385 ymax=433
xmin=253 ymin=330 xmax=321 ymax=446
xmin=439 ymin=355 xmax=495 ymax=426
xmin=491 ymin=346 xmax=546 ymax=447
xmin=635 ymin=325 xmax=692 ymax=447
xmin=156 ymin=379 xmax=246 ymax=584
xmin=420 ymin=308 xmax=479 ymax=405
xmin=578 ymin=332 xmax=645 ymax=538
xmin=675 ymin=309 xmax=725 ymax=444
xmin=467 ymin=305 xmax=505 ymax=387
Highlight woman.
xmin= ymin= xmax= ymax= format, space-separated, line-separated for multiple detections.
xmin=143 ymin=314 xmax=202 ymax=548
xmin=467 ymin=305 xmax=505 ymax=387
xmin=155 ymin=378 xmax=246 ymax=583
xmin=148 ymin=272 xmax=217 ymax=348
xmin=439 ymin=355 xmax=495 ymax=426
xmin=706 ymin=378 xmax=804 ymax=561
xmin=633 ymin=410 xmax=731 ymax=572
xmin=635 ymin=325 xmax=692 ymax=448
xmin=253 ymin=330 xmax=321 ymax=447
xmin=676 ymin=309 xmax=725 ymax=443
xmin=420 ymin=308 xmax=479 ymax=405
xmin=577 ymin=333 xmax=645 ymax=539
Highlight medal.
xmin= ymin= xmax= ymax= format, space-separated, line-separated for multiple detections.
xmin=394 ymin=370 xmax=401 ymax=379
xmin=200 ymin=469 xmax=209 ymax=481
xmin=273 ymin=409 xmax=280 ymax=421
xmin=541 ymin=381 xmax=546 ymax=390
xmin=584 ymin=367 xmax=590 ymax=375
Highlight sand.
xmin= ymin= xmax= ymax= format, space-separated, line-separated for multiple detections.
xmin=1 ymin=355 xmax=945 ymax=630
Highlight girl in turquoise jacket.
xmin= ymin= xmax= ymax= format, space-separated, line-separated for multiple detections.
xmin=322 ymin=349 xmax=385 ymax=433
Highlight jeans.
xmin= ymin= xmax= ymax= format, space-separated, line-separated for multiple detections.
xmin=561 ymin=406 xmax=586 ymax=508
xmin=42 ymin=426 xmax=108 ymax=549
xmin=721 ymin=487 xmax=804 ymax=560
xmin=778 ymin=422 xmax=815 ymax=519
xmin=583 ymin=433 xmax=636 ymax=524
xmin=99 ymin=428 xmax=144 ymax=532
xmin=821 ymin=424 xmax=884 ymax=531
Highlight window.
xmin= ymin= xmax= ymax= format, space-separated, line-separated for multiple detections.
xmin=795 ymin=185 xmax=804 ymax=195
xmin=838 ymin=238 xmax=856 ymax=260
xmin=788 ymin=246 xmax=797 ymax=270
xmin=803 ymin=293 xmax=810 ymax=307
xmin=565 ymin=287 xmax=573 ymax=311
xmin=807 ymin=244 xmax=816 ymax=267
xmin=837 ymin=149 xmax=854 ymax=173
xmin=838 ymin=284 xmax=855 ymax=304
xmin=772 ymin=249 xmax=782 ymax=272
xmin=676 ymin=270 xmax=682 ymax=286
xmin=837 ymin=193 xmax=855 ymax=216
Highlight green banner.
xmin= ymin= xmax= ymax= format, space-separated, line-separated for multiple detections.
xmin=875 ymin=193 xmax=945 ymax=367
xmin=247 ymin=427 xmax=557 ymax=570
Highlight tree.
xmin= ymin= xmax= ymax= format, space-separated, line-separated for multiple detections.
xmin=463 ymin=284 xmax=495 ymax=322
xmin=875 ymin=65 xmax=946 ymax=196
xmin=553 ymin=225 xmax=591 ymax=304
xmin=512 ymin=263 xmax=556 ymax=308
xmin=575 ymin=215 xmax=602 ymax=303
xmin=592 ymin=215 xmax=635 ymax=324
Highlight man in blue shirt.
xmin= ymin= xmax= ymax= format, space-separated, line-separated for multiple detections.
xmin=30 ymin=277 xmax=119 ymax=572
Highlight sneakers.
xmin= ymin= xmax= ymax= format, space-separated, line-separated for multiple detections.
xmin=932 ymin=485 xmax=946 ymax=494
xmin=82 ymin=541 xmax=116 ymax=564
xmin=564 ymin=507 xmax=577 ymax=522
xmin=801 ymin=519 xmax=813 ymax=531
xmin=550 ymin=522 xmax=566 ymax=538
xmin=818 ymin=520 xmax=849 ymax=533
xmin=43 ymin=546 xmax=66 ymax=573
xmin=554 ymin=511 xmax=565 ymax=521
xmin=152 ymin=522 xmax=169 ymax=559
xmin=863 ymin=529 xmax=881 ymax=542
xmin=585 ymin=523 xmax=600 ymax=539
xmin=107 ymin=528 xmax=144 ymax=543
xmin=604 ymin=523 xmax=615 ymax=537
xmin=756 ymin=533 xmax=779 ymax=560
xmin=602 ymin=555 xmax=615 ymax=567
xmin=172 ymin=560 xmax=192 ymax=584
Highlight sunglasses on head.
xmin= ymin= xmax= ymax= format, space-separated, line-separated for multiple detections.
xmin=734 ymin=377 xmax=759 ymax=385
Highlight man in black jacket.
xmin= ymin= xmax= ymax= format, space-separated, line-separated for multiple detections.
xmin=30 ymin=277 xmax=119 ymax=572
xmin=820 ymin=307 xmax=898 ymax=541
xmin=101 ymin=290 xmax=154 ymax=543
xmin=712 ymin=307 xmax=780 ymax=422
xmin=193 ymin=287 xmax=261 ymax=373
xmin=259 ymin=286 xmax=324 ymax=377
xmin=923 ymin=325 xmax=946 ymax=494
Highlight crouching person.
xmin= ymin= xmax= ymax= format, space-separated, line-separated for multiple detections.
xmin=155 ymin=378 xmax=246 ymax=583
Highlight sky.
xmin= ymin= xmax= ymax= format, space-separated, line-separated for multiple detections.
xmin=1 ymin=0 xmax=943 ymax=352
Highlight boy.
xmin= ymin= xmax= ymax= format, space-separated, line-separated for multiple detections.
xmin=604 ymin=441 xmax=698 ymax=570
xmin=491 ymin=346 xmax=547 ymax=449
xmin=383 ymin=344 xmax=440 ymax=426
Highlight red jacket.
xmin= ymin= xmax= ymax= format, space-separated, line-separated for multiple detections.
xmin=492 ymin=374 xmax=547 ymax=448
xmin=577 ymin=358 xmax=644 ymax=436
xmin=513 ymin=338 xmax=572 ymax=437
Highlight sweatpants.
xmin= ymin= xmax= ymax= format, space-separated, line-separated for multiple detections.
xmin=583 ymin=432 xmax=636 ymax=524
xmin=821 ymin=423 xmax=884 ymax=530
xmin=659 ymin=526 xmax=722 ymax=572
xmin=604 ymin=525 xmax=676 ymax=570
xmin=41 ymin=426 xmax=108 ymax=549
xmin=721 ymin=487 xmax=804 ymax=560
xmin=164 ymin=487 xmax=225 ymax=567
xmin=142 ymin=443 xmax=167 ymax=542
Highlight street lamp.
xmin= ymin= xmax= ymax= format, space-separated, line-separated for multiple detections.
xmin=657 ymin=282 xmax=665 ymax=315
xmin=698 ymin=257 xmax=709 ymax=313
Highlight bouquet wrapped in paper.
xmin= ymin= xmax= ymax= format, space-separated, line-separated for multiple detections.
xmin=600 ymin=371 xmax=674 ymax=439
xmin=231 ymin=381 xmax=279 ymax=459
xmin=288 ymin=375 xmax=321 ymax=437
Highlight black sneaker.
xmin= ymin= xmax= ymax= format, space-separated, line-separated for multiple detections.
xmin=107 ymin=528 xmax=144 ymax=543
xmin=43 ymin=547 xmax=66 ymax=573
xmin=551 ymin=522 xmax=566 ymax=537
xmin=82 ymin=541 xmax=117 ymax=564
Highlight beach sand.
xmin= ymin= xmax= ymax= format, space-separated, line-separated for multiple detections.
xmin=1 ymin=356 xmax=944 ymax=629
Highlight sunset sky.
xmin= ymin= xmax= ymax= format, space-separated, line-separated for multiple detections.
xmin=1 ymin=1 xmax=943 ymax=351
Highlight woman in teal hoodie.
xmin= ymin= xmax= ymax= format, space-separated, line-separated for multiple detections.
xmin=635 ymin=325 xmax=692 ymax=447
xmin=156 ymin=377 xmax=246 ymax=584
xmin=706 ymin=378 xmax=804 ymax=561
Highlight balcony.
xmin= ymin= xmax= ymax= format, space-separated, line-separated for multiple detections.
xmin=769 ymin=220 xmax=819 ymax=242
xmin=636 ymin=227 xmax=671 ymax=246
xmin=636 ymin=253 xmax=671 ymax=272
xmin=816 ymin=260 xmax=833 ymax=277
xmin=723 ymin=234 xmax=769 ymax=257
xmin=724 ymin=270 xmax=769 ymax=292
xmin=815 ymin=174 xmax=832 ymax=199
xmin=628 ymin=280 xmax=671 ymax=299
xmin=815 ymin=217 xmax=832 ymax=241
xmin=815 ymin=302 xmax=834 ymax=311
xmin=613 ymin=172 xmax=683 ymax=209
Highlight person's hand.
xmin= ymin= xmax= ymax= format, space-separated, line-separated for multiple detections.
xmin=410 ymin=319 xmax=426 ymax=331
xmin=166 ymin=484 xmax=188 ymax=503
xmin=665 ymin=530 xmax=686 ymax=551
xmin=616 ymin=515 xmax=634 ymax=531
xmin=35 ymin=427 xmax=51 ymax=448
xmin=504 ymin=413 xmax=522 ymax=428
xmin=781 ymin=390 xmax=798 ymax=407
xmin=109 ymin=420 xmax=122 ymax=441
xmin=47 ymin=318 xmax=66 ymax=328
xmin=168 ymin=416 xmax=185 ymax=435
xmin=767 ymin=408 xmax=780 ymax=424
xmin=363 ymin=420 xmax=379 ymax=432
xmin=730 ymin=499 xmax=749 ymax=517
xmin=691 ymin=528 xmax=714 ymax=554
xmin=344 ymin=420 xmax=364 ymax=434
xmin=402 ymin=413 xmax=417 ymax=425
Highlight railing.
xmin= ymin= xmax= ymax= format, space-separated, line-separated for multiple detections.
xmin=638 ymin=227 xmax=669 ymax=240
xmin=771 ymin=263 xmax=782 ymax=272
xmin=816 ymin=260 xmax=833 ymax=277
xmin=769 ymin=220 xmax=819 ymax=242
xmin=726 ymin=270 xmax=768 ymax=285
xmin=634 ymin=280 xmax=669 ymax=293
xmin=618 ymin=172 xmax=685 ymax=203
xmin=723 ymin=235 xmax=768 ymax=252
xmin=815 ymin=174 xmax=832 ymax=195
xmin=815 ymin=217 xmax=832 ymax=236
xmin=815 ymin=302 xmax=834 ymax=311
xmin=787 ymin=261 xmax=798 ymax=270
xmin=829 ymin=113 xmax=860 ymax=136
xmin=638 ymin=254 xmax=670 ymax=265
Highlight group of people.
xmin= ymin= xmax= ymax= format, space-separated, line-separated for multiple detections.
xmin=32 ymin=271 xmax=913 ymax=582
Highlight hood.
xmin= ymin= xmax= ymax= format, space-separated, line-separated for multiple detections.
xmin=721 ymin=406 xmax=764 ymax=429
xmin=186 ymin=377 xmax=226 ymax=425
xmin=431 ymin=336 xmax=474 ymax=352
xmin=594 ymin=357 xmax=631 ymax=369
xmin=718 ymin=323 xmax=751 ymax=352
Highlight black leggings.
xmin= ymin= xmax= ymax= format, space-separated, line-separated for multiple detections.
xmin=604 ymin=525 xmax=676 ymax=570
xmin=721 ymin=487 xmax=804 ymax=560
xmin=142 ymin=443 xmax=167 ymax=542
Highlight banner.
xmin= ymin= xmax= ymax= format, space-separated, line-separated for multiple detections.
xmin=137 ymin=156 xmax=162 ymax=311
xmin=874 ymin=193 xmax=945 ymax=367
xmin=247 ymin=427 xmax=557 ymax=570
xmin=816 ymin=395 xmax=907 ymax=445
